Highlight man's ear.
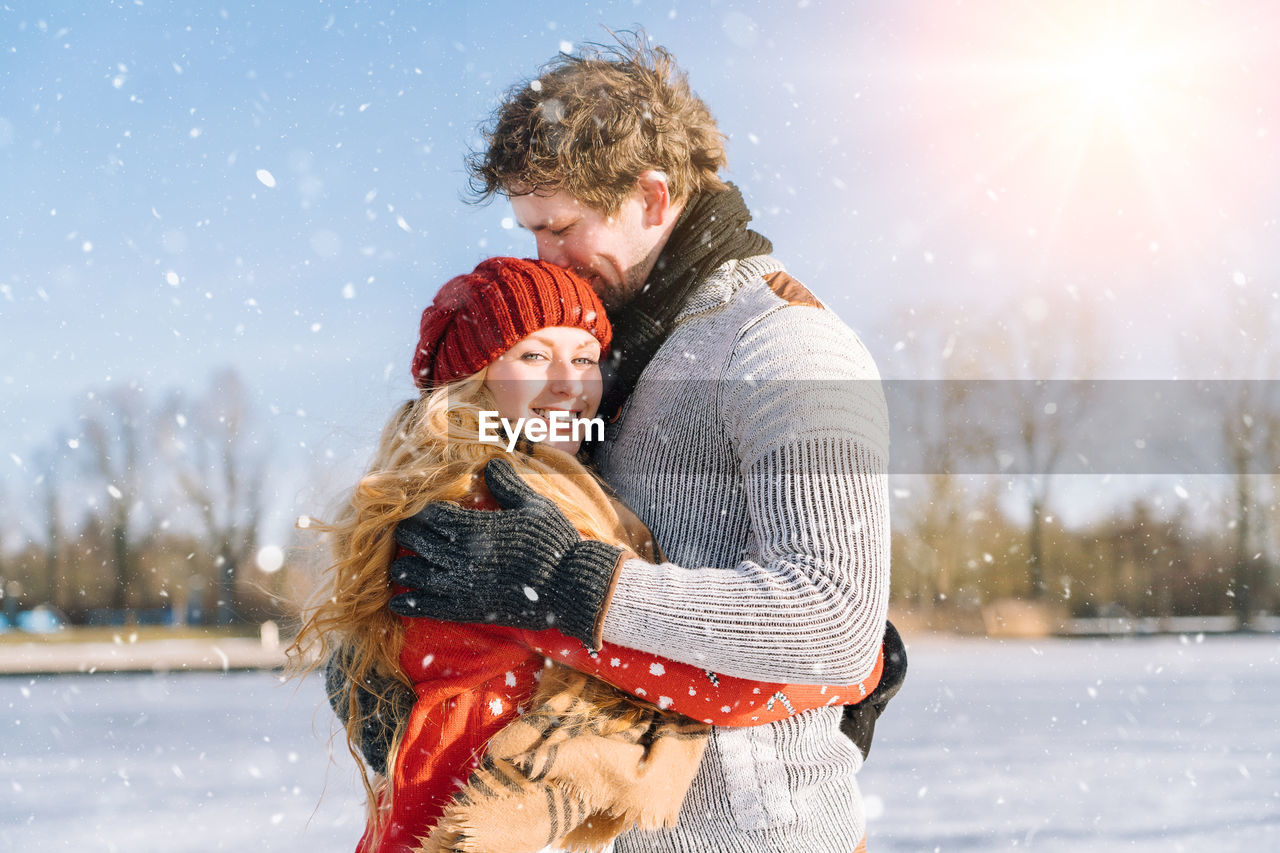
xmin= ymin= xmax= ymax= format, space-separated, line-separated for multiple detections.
xmin=636 ymin=170 xmax=675 ymax=227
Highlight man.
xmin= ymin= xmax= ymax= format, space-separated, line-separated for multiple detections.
xmin=380 ymin=38 xmax=899 ymax=851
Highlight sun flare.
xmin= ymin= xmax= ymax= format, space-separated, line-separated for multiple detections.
xmin=904 ymin=1 xmax=1267 ymax=268
xmin=1069 ymin=41 xmax=1155 ymax=115
xmin=1033 ymin=21 xmax=1189 ymax=144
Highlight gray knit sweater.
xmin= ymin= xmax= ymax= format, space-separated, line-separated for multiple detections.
xmin=594 ymin=255 xmax=891 ymax=852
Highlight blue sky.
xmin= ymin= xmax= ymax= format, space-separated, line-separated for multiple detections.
xmin=4 ymin=1 xmax=1279 ymax=543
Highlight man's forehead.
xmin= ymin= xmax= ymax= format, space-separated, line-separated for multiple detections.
xmin=509 ymin=191 xmax=584 ymax=227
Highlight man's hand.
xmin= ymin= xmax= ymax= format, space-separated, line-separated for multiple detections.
xmin=388 ymin=457 xmax=623 ymax=649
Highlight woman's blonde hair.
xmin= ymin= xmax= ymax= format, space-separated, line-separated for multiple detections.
xmin=288 ymin=369 xmax=624 ymax=828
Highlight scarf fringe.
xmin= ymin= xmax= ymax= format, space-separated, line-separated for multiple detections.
xmin=414 ymin=666 xmax=708 ymax=853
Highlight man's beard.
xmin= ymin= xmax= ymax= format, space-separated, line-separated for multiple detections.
xmin=595 ymin=269 xmax=647 ymax=312
xmin=595 ymin=243 xmax=663 ymax=312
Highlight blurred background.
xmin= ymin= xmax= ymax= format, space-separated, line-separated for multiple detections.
xmin=3 ymin=0 xmax=1280 ymax=639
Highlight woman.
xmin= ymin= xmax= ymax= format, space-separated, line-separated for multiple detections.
xmin=290 ymin=258 xmax=882 ymax=853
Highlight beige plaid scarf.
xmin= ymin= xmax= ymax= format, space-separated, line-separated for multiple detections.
xmin=416 ymin=664 xmax=710 ymax=853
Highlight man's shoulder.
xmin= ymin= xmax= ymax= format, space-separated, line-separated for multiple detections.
xmin=734 ymin=264 xmax=867 ymax=347
xmin=658 ymin=257 xmax=874 ymax=379
xmin=761 ymin=268 xmax=824 ymax=310
xmin=717 ymin=265 xmax=888 ymax=458
xmin=724 ymin=260 xmax=838 ymax=331
xmin=720 ymin=264 xmax=879 ymax=384
xmin=677 ymin=256 xmax=825 ymax=323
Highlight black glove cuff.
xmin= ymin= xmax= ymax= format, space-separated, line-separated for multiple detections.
xmin=551 ymin=539 xmax=624 ymax=649
xmin=840 ymin=619 xmax=908 ymax=760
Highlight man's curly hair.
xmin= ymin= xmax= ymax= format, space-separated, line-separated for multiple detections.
xmin=467 ymin=33 xmax=729 ymax=214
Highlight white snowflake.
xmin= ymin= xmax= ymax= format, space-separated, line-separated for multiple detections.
xmin=488 ymin=698 xmax=504 ymax=716
xmin=649 ymin=662 xmax=666 ymax=676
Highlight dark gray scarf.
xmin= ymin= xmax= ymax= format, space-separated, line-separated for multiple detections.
xmin=599 ymin=184 xmax=772 ymax=421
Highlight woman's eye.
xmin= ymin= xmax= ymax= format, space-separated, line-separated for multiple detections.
xmin=520 ymin=351 xmax=548 ymax=361
xmin=573 ymin=357 xmax=599 ymax=366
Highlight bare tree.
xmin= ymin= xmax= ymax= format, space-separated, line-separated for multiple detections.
xmin=33 ymin=434 xmax=68 ymax=610
xmin=80 ymin=384 xmax=152 ymax=617
xmin=1209 ymin=282 xmax=1280 ymax=624
xmin=885 ymin=305 xmax=998 ymax=609
xmin=158 ymin=369 xmax=269 ymax=626
xmin=973 ymin=295 xmax=1102 ymax=599
xmin=0 ymin=481 xmax=12 ymax=625
xmin=1162 ymin=270 xmax=1280 ymax=623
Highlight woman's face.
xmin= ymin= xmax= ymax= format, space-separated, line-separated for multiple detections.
xmin=483 ymin=326 xmax=603 ymax=454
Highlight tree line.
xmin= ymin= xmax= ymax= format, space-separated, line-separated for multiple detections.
xmin=0 ymin=369 xmax=286 ymax=628
xmin=3 ymin=292 xmax=1278 ymax=633
xmin=882 ymin=287 xmax=1280 ymax=628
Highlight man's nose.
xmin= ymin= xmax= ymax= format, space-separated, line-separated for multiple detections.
xmin=535 ymin=233 xmax=567 ymax=267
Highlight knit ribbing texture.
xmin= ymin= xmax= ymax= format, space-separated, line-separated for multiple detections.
xmin=594 ymin=255 xmax=890 ymax=852
xmin=412 ymin=256 xmax=611 ymax=388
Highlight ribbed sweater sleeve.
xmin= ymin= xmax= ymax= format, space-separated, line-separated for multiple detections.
xmin=600 ymin=305 xmax=891 ymax=685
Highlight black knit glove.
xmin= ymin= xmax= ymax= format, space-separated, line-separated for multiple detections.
xmin=840 ymin=620 xmax=907 ymax=760
xmin=387 ymin=457 xmax=623 ymax=649
xmin=324 ymin=645 xmax=415 ymax=776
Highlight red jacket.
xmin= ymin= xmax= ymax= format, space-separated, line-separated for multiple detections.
xmin=357 ymin=461 xmax=883 ymax=851
xmin=359 ymin=614 xmax=883 ymax=852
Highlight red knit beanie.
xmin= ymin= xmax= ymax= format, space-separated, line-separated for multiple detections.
xmin=411 ymin=257 xmax=612 ymax=389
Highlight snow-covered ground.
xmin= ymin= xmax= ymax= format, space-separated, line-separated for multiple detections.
xmin=3 ymin=635 xmax=1277 ymax=851
xmin=858 ymin=634 xmax=1280 ymax=852
xmin=3 ymin=667 xmax=367 ymax=851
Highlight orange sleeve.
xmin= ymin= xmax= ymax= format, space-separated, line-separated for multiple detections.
xmin=518 ymin=627 xmax=883 ymax=726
